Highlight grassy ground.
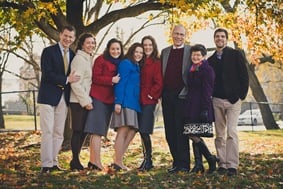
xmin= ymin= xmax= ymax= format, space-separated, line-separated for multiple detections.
xmin=3 ymin=115 xmax=40 ymax=130
xmin=0 ymin=127 xmax=282 ymax=189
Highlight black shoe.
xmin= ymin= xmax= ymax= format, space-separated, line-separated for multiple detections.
xmin=191 ymin=164 xmax=204 ymax=174
xmin=138 ymin=160 xmax=153 ymax=171
xmin=70 ymin=160 xmax=84 ymax=171
xmin=207 ymin=155 xmax=220 ymax=174
xmin=51 ymin=165 xmax=66 ymax=171
xmin=138 ymin=160 xmax=145 ymax=170
xmin=88 ymin=162 xmax=102 ymax=171
xmin=167 ymin=166 xmax=177 ymax=172
xmin=110 ymin=163 xmax=127 ymax=171
xmin=168 ymin=167 xmax=189 ymax=174
xmin=40 ymin=167 xmax=51 ymax=174
xmin=217 ymin=167 xmax=227 ymax=175
xmin=227 ymin=168 xmax=237 ymax=176
xmin=167 ymin=166 xmax=177 ymax=173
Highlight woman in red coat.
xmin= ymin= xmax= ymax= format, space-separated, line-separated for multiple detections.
xmin=138 ymin=36 xmax=163 ymax=171
xmin=84 ymin=38 xmax=123 ymax=171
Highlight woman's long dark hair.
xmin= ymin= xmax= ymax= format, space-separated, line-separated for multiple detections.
xmin=141 ymin=35 xmax=160 ymax=61
xmin=103 ymin=38 xmax=124 ymax=59
xmin=125 ymin=42 xmax=144 ymax=64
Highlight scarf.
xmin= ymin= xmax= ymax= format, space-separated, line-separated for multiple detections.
xmin=107 ymin=56 xmax=121 ymax=66
xmin=190 ymin=62 xmax=202 ymax=72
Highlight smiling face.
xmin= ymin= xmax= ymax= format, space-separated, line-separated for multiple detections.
xmin=214 ymin=31 xmax=228 ymax=50
xmin=82 ymin=37 xmax=96 ymax=55
xmin=142 ymin=39 xmax=153 ymax=57
xmin=109 ymin=42 xmax=122 ymax=58
xmin=191 ymin=51 xmax=205 ymax=64
xmin=59 ymin=29 xmax=76 ymax=49
xmin=172 ymin=25 xmax=186 ymax=47
xmin=133 ymin=46 xmax=144 ymax=62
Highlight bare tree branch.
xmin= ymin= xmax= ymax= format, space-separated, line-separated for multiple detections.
xmin=123 ymin=12 xmax=166 ymax=47
xmin=94 ymin=22 xmax=116 ymax=55
xmin=85 ymin=2 xmax=171 ymax=34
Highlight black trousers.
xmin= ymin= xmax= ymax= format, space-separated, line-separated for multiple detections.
xmin=162 ymin=90 xmax=190 ymax=169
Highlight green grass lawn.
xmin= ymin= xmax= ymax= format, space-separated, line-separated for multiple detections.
xmin=3 ymin=115 xmax=40 ymax=130
xmin=0 ymin=127 xmax=282 ymax=188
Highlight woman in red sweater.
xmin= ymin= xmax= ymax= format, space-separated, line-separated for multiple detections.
xmin=138 ymin=36 xmax=163 ymax=171
xmin=84 ymin=38 xmax=123 ymax=171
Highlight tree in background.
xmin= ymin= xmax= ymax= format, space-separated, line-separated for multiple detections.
xmin=0 ymin=28 xmax=10 ymax=129
xmin=169 ymin=0 xmax=282 ymax=129
xmin=0 ymin=0 xmax=282 ymax=131
xmin=208 ymin=0 xmax=282 ymax=129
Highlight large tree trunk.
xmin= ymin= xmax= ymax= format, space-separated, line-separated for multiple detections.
xmin=221 ymin=1 xmax=280 ymax=130
xmin=246 ymin=63 xmax=279 ymax=129
xmin=0 ymin=75 xmax=5 ymax=129
xmin=239 ymin=46 xmax=279 ymax=129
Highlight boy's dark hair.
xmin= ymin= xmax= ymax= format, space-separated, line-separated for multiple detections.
xmin=214 ymin=28 xmax=228 ymax=39
xmin=60 ymin=25 xmax=76 ymax=34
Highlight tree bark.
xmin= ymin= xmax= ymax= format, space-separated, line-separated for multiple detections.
xmin=237 ymin=48 xmax=280 ymax=130
xmin=220 ymin=1 xmax=280 ymax=130
xmin=0 ymin=77 xmax=4 ymax=129
xmin=246 ymin=63 xmax=279 ymax=129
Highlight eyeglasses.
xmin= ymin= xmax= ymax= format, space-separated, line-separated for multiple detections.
xmin=173 ymin=32 xmax=185 ymax=37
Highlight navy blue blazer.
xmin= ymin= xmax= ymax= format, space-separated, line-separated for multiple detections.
xmin=38 ymin=43 xmax=75 ymax=106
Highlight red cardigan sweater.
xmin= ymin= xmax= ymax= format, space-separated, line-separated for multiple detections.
xmin=140 ymin=57 xmax=163 ymax=105
xmin=90 ymin=55 xmax=118 ymax=104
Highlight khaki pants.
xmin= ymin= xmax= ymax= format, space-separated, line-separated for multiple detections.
xmin=39 ymin=95 xmax=68 ymax=167
xmin=212 ymin=97 xmax=241 ymax=169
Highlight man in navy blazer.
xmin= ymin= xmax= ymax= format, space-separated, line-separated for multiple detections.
xmin=161 ymin=24 xmax=191 ymax=173
xmin=38 ymin=25 xmax=80 ymax=174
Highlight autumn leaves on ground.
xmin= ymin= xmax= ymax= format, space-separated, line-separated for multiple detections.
xmin=0 ymin=128 xmax=283 ymax=189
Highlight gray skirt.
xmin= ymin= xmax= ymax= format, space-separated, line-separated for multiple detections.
xmin=110 ymin=108 xmax=139 ymax=131
xmin=84 ymin=98 xmax=113 ymax=136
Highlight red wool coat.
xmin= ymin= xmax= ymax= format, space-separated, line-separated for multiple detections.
xmin=140 ymin=57 xmax=163 ymax=105
xmin=90 ymin=55 xmax=118 ymax=104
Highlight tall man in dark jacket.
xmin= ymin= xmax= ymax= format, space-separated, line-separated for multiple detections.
xmin=161 ymin=24 xmax=191 ymax=173
xmin=38 ymin=25 xmax=80 ymax=174
xmin=208 ymin=28 xmax=249 ymax=176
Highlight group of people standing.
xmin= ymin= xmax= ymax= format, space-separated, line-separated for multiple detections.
xmin=37 ymin=24 xmax=249 ymax=177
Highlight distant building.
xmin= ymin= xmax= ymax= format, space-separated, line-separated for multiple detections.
xmin=19 ymin=54 xmax=40 ymax=91
xmin=3 ymin=100 xmax=27 ymax=115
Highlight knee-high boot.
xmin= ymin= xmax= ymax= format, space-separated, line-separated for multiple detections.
xmin=191 ymin=142 xmax=204 ymax=173
xmin=138 ymin=134 xmax=146 ymax=169
xmin=197 ymin=139 xmax=219 ymax=174
xmin=138 ymin=133 xmax=153 ymax=171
